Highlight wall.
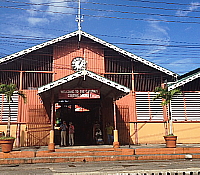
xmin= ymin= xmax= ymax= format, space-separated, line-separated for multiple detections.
xmin=129 ymin=123 xmax=200 ymax=144
xmin=53 ymin=40 xmax=105 ymax=81
xmin=116 ymin=92 xmax=136 ymax=122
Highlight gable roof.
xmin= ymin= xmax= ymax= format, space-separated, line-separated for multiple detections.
xmin=168 ymin=68 xmax=200 ymax=91
xmin=38 ymin=70 xmax=130 ymax=100
xmin=0 ymin=30 xmax=178 ymax=77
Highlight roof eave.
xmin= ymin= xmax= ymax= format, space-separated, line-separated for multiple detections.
xmin=1 ymin=30 xmax=178 ymax=77
xmin=168 ymin=71 xmax=200 ymax=91
xmin=38 ymin=70 xmax=131 ymax=95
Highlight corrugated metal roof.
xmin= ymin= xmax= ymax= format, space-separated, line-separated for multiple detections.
xmin=0 ymin=30 xmax=177 ymax=77
xmin=168 ymin=70 xmax=200 ymax=91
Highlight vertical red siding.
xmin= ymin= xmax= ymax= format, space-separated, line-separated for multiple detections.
xmin=116 ymin=93 xmax=136 ymax=122
xmin=53 ymin=41 xmax=105 ymax=81
xmin=18 ymin=90 xmax=49 ymax=123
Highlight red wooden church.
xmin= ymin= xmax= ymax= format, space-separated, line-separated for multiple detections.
xmin=0 ymin=30 xmax=200 ymax=148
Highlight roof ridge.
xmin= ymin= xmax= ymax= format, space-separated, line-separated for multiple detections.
xmin=0 ymin=30 xmax=178 ymax=77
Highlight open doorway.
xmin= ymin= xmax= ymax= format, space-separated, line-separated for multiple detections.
xmin=55 ymin=99 xmax=103 ymax=146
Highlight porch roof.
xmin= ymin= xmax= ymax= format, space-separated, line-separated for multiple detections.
xmin=168 ymin=69 xmax=200 ymax=91
xmin=38 ymin=70 xmax=130 ymax=100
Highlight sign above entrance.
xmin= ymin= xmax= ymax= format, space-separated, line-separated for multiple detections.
xmin=59 ymin=89 xmax=100 ymax=99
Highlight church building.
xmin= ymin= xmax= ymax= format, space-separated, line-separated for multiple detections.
xmin=0 ymin=29 xmax=200 ymax=148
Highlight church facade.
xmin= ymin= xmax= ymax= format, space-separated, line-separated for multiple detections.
xmin=0 ymin=30 xmax=200 ymax=147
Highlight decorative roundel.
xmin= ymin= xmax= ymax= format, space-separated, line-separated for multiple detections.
xmin=71 ymin=57 xmax=87 ymax=72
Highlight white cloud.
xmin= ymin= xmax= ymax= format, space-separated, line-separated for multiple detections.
xmin=27 ymin=17 xmax=49 ymax=25
xmin=167 ymin=58 xmax=196 ymax=75
xmin=47 ymin=1 xmax=75 ymax=15
xmin=28 ymin=0 xmax=76 ymax=16
xmin=140 ymin=20 xmax=170 ymax=60
xmin=176 ymin=2 xmax=200 ymax=16
xmin=26 ymin=0 xmax=77 ymax=25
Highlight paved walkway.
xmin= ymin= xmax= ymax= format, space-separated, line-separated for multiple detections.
xmin=1 ymin=159 xmax=200 ymax=175
xmin=11 ymin=143 xmax=200 ymax=152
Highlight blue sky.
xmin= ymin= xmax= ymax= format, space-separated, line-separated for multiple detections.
xmin=0 ymin=0 xmax=200 ymax=75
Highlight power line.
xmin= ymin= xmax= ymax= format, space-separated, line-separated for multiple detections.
xmin=1 ymin=36 xmax=200 ymax=50
xmin=125 ymin=0 xmax=200 ymax=6
xmin=1 ymin=5 xmax=200 ymax=25
xmin=3 ymin=0 xmax=200 ymax=7
xmin=2 ymin=0 xmax=200 ymax=20
xmin=82 ymin=1 xmax=200 ymax=13
xmin=1 ymin=41 xmax=200 ymax=61
xmin=1 ymin=31 xmax=200 ymax=46
xmin=94 ymin=33 xmax=200 ymax=45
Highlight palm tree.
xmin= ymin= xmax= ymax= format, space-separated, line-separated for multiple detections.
xmin=0 ymin=84 xmax=26 ymax=137
xmin=153 ymin=86 xmax=181 ymax=135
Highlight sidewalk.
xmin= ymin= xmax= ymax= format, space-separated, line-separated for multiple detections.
xmin=11 ymin=143 xmax=200 ymax=151
xmin=0 ymin=144 xmax=200 ymax=165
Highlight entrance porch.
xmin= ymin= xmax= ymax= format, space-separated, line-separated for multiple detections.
xmin=38 ymin=70 xmax=130 ymax=150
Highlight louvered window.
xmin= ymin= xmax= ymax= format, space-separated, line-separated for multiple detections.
xmin=136 ymin=92 xmax=200 ymax=122
xmin=136 ymin=92 xmax=164 ymax=121
xmin=0 ymin=94 xmax=18 ymax=122
xmin=171 ymin=92 xmax=200 ymax=121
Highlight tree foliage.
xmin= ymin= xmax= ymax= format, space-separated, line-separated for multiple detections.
xmin=153 ymin=86 xmax=181 ymax=106
xmin=0 ymin=84 xmax=26 ymax=137
xmin=0 ymin=84 xmax=26 ymax=103
xmin=153 ymin=86 xmax=182 ymax=135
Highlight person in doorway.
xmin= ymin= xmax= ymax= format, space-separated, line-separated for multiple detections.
xmin=60 ymin=121 xmax=68 ymax=147
xmin=93 ymin=121 xmax=100 ymax=144
xmin=95 ymin=128 xmax=104 ymax=145
xmin=69 ymin=122 xmax=75 ymax=146
xmin=105 ymin=122 xmax=114 ymax=144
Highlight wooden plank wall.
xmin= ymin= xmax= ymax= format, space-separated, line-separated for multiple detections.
xmin=117 ymin=105 xmax=130 ymax=145
xmin=18 ymin=90 xmax=51 ymax=146
xmin=53 ymin=38 xmax=105 ymax=81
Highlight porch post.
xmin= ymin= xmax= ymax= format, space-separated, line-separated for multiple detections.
xmin=48 ymin=99 xmax=55 ymax=152
xmin=113 ymin=99 xmax=120 ymax=148
xmin=16 ymin=70 xmax=23 ymax=147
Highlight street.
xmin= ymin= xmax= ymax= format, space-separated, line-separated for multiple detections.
xmin=0 ymin=159 xmax=200 ymax=175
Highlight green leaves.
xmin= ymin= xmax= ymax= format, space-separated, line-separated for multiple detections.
xmin=0 ymin=136 xmax=15 ymax=140
xmin=0 ymin=84 xmax=26 ymax=103
xmin=0 ymin=84 xmax=26 ymax=137
xmin=153 ymin=86 xmax=181 ymax=106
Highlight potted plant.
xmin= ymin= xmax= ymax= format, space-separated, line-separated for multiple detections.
xmin=0 ymin=84 xmax=26 ymax=153
xmin=153 ymin=85 xmax=181 ymax=148
xmin=0 ymin=136 xmax=15 ymax=153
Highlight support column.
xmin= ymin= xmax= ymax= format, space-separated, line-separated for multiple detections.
xmin=113 ymin=100 xmax=120 ymax=148
xmin=16 ymin=70 xmax=23 ymax=147
xmin=48 ymin=99 xmax=55 ymax=152
xmin=134 ymin=122 xmax=139 ymax=145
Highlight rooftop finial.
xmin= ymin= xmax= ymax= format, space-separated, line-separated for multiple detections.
xmin=76 ymin=0 xmax=83 ymax=41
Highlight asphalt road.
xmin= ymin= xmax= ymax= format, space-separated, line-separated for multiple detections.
xmin=1 ymin=159 xmax=200 ymax=175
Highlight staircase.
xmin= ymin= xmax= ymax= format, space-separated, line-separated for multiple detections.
xmin=0 ymin=145 xmax=200 ymax=165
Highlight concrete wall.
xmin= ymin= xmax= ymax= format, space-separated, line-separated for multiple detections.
xmin=130 ymin=123 xmax=200 ymax=144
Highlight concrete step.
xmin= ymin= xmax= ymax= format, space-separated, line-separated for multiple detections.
xmin=0 ymin=153 xmax=200 ymax=165
xmin=134 ymin=147 xmax=200 ymax=155
xmin=0 ymin=146 xmax=200 ymax=165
